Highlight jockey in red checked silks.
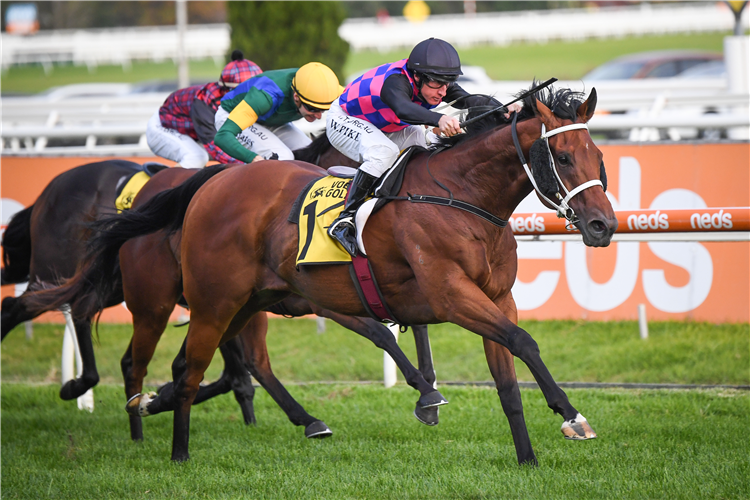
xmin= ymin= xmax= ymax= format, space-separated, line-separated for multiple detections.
xmin=213 ymin=62 xmax=343 ymax=163
xmin=146 ymin=50 xmax=263 ymax=168
xmin=325 ymin=37 xmax=522 ymax=256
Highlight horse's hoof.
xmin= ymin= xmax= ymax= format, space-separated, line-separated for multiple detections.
xmin=304 ymin=420 xmax=332 ymax=439
xmin=60 ymin=380 xmax=84 ymax=401
xmin=125 ymin=392 xmax=157 ymax=418
xmin=417 ymin=390 xmax=448 ymax=408
xmin=414 ymin=405 xmax=439 ymax=426
xmin=561 ymin=413 xmax=597 ymax=440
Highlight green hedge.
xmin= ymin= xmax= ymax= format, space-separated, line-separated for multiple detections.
xmin=228 ymin=1 xmax=350 ymax=81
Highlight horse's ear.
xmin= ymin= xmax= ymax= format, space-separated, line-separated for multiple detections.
xmin=535 ymin=99 xmax=554 ymax=122
xmin=577 ymin=88 xmax=597 ymax=123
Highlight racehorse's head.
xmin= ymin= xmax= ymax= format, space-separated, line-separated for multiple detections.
xmin=529 ymin=87 xmax=617 ymax=247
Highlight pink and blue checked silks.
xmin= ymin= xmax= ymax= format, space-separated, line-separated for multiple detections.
xmin=339 ymin=59 xmax=436 ymax=133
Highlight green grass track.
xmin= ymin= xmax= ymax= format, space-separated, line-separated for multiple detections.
xmin=1 ymin=384 xmax=747 ymax=499
xmin=2 ymin=319 xmax=747 ymax=386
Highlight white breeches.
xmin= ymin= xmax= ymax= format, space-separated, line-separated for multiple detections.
xmin=146 ymin=111 xmax=209 ymax=169
xmin=214 ymin=107 xmax=311 ymax=161
xmin=325 ymin=100 xmax=429 ymax=177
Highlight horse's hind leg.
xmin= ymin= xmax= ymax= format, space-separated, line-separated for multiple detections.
xmin=120 ymin=340 xmax=144 ymax=441
xmin=122 ymin=303 xmax=174 ymax=439
xmin=191 ymin=337 xmax=257 ymax=425
xmin=59 ymin=317 xmax=100 ymax=400
xmin=1 ymin=295 xmax=35 ymax=339
xmin=236 ymin=312 xmax=332 ymax=438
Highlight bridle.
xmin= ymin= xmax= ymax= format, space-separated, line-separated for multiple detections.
xmin=510 ymin=112 xmax=603 ymax=228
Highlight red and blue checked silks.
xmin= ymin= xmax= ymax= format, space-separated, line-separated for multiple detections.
xmin=158 ymin=82 xmax=237 ymax=163
xmin=203 ymin=141 xmax=235 ymax=164
xmin=195 ymin=82 xmax=225 ymax=110
xmin=159 ymin=85 xmax=202 ymax=139
xmin=339 ymin=59 xmax=435 ymax=133
xmin=195 ymin=83 xmax=237 ymax=163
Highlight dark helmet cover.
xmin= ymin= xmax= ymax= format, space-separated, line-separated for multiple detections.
xmin=407 ymin=38 xmax=463 ymax=83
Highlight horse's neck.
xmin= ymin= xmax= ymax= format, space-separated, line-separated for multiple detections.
xmin=431 ymin=118 xmax=539 ymax=221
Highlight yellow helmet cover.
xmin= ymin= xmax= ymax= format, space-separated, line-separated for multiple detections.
xmin=292 ymin=62 xmax=344 ymax=110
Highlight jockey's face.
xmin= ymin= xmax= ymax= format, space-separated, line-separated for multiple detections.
xmin=415 ymin=74 xmax=448 ymax=106
xmin=294 ymin=94 xmax=324 ymax=122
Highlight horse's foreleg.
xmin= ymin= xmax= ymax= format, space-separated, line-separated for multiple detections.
xmin=482 ymin=338 xmax=536 ymax=466
xmin=318 ymin=309 xmax=447 ymax=424
xmin=59 ymin=318 xmax=100 ymax=400
xmin=417 ymin=272 xmax=594 ymax=446
xmin=411 ymin=325 xmax=436 ymax=387
xmin=237 ymin=312 xmax=331 ymax=438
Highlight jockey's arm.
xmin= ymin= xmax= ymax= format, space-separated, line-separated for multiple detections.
xmin=214 ymin=88 xmax=274 ymax=163
xmin=380 ymin=74 xmax=444 ymax=127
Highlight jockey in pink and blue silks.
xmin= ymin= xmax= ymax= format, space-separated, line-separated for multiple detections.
xmin=326 ymin=38 xmax=521 ymax=256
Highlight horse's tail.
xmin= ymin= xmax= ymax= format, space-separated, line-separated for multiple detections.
xmin=1 ymin=205 xmax=34 ymax=285
xmin=23 ymin=165 xmax=227 ymax=319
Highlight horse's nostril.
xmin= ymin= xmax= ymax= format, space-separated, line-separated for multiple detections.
xmin=588 ymin=220 xmax=607 ymax=235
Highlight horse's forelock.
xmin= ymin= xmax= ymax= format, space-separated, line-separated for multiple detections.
xmin=521 ymin=82 xmax=586 ymax=122
xmin=435 ymin=84 xmax=586 ymax=149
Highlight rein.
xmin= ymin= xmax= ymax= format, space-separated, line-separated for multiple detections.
xmin=510 ymin=112 xmax=602 ymax=227
xmin=384 ymin=147 xmax=508 ymax=228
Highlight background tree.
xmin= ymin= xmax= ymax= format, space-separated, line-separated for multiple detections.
xmin=227 ymin=1 xmax=349 ymax=80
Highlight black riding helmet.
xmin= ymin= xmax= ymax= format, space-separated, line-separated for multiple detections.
xmin=407 ymin=38 xmax=463 ymax=84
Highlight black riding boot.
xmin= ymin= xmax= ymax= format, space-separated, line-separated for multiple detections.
xmin=328 ymin=169 xmax=379 ymax=256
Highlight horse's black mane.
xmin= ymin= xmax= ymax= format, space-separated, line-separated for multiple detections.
xmin=438 ymin=82 xmax=587 ymax=148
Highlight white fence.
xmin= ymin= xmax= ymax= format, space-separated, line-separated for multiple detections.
xmin=2 ymin=2 xmax=747 ymax=69
xmin=341 ymin=2 xmax=749 ymax=52
xmin=1 ymin=24 xmax=229 ymax=70
xmin=2 ymin=77 xmax=748 ymax=156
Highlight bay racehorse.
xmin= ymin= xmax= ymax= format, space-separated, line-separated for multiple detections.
xmin=38 ymin=84 xmax=615 ymax=463
xmin=117 ymin=164 xmax=442 ymax=442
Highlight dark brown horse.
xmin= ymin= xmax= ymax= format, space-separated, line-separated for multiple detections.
xmin=42 ymin=84 xmax=615 ymax=464
xmin=0 ymin=160 xmax=269 ymax=415
xmin=2 ymin=160 xmax=142 ymax=399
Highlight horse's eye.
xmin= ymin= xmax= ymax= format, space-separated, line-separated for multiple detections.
xmin=556 ymin=153 xmax=571 ymax=166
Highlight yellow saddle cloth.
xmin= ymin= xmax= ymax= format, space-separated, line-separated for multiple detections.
xmin=115 ymin=171 xmax=151 ymax=213
xmin=296 ymin=176 xmax=354 ymax=266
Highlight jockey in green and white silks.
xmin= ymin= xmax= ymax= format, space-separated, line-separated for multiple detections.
xmin=214 ymin=63 xmax=343 ymax=163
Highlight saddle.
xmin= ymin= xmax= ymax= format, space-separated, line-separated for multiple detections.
xmin=288 ymin=147 xmax=426 ymax=325
xmin=114 ymin=162 xmax=169 ymax=213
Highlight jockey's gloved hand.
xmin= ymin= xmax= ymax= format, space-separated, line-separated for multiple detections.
xmin=269 ymin=153 xmax=279 ymax=160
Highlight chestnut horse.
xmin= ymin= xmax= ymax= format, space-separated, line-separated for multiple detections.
xmin=53 ymin=84 xmax=615 ymax=464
